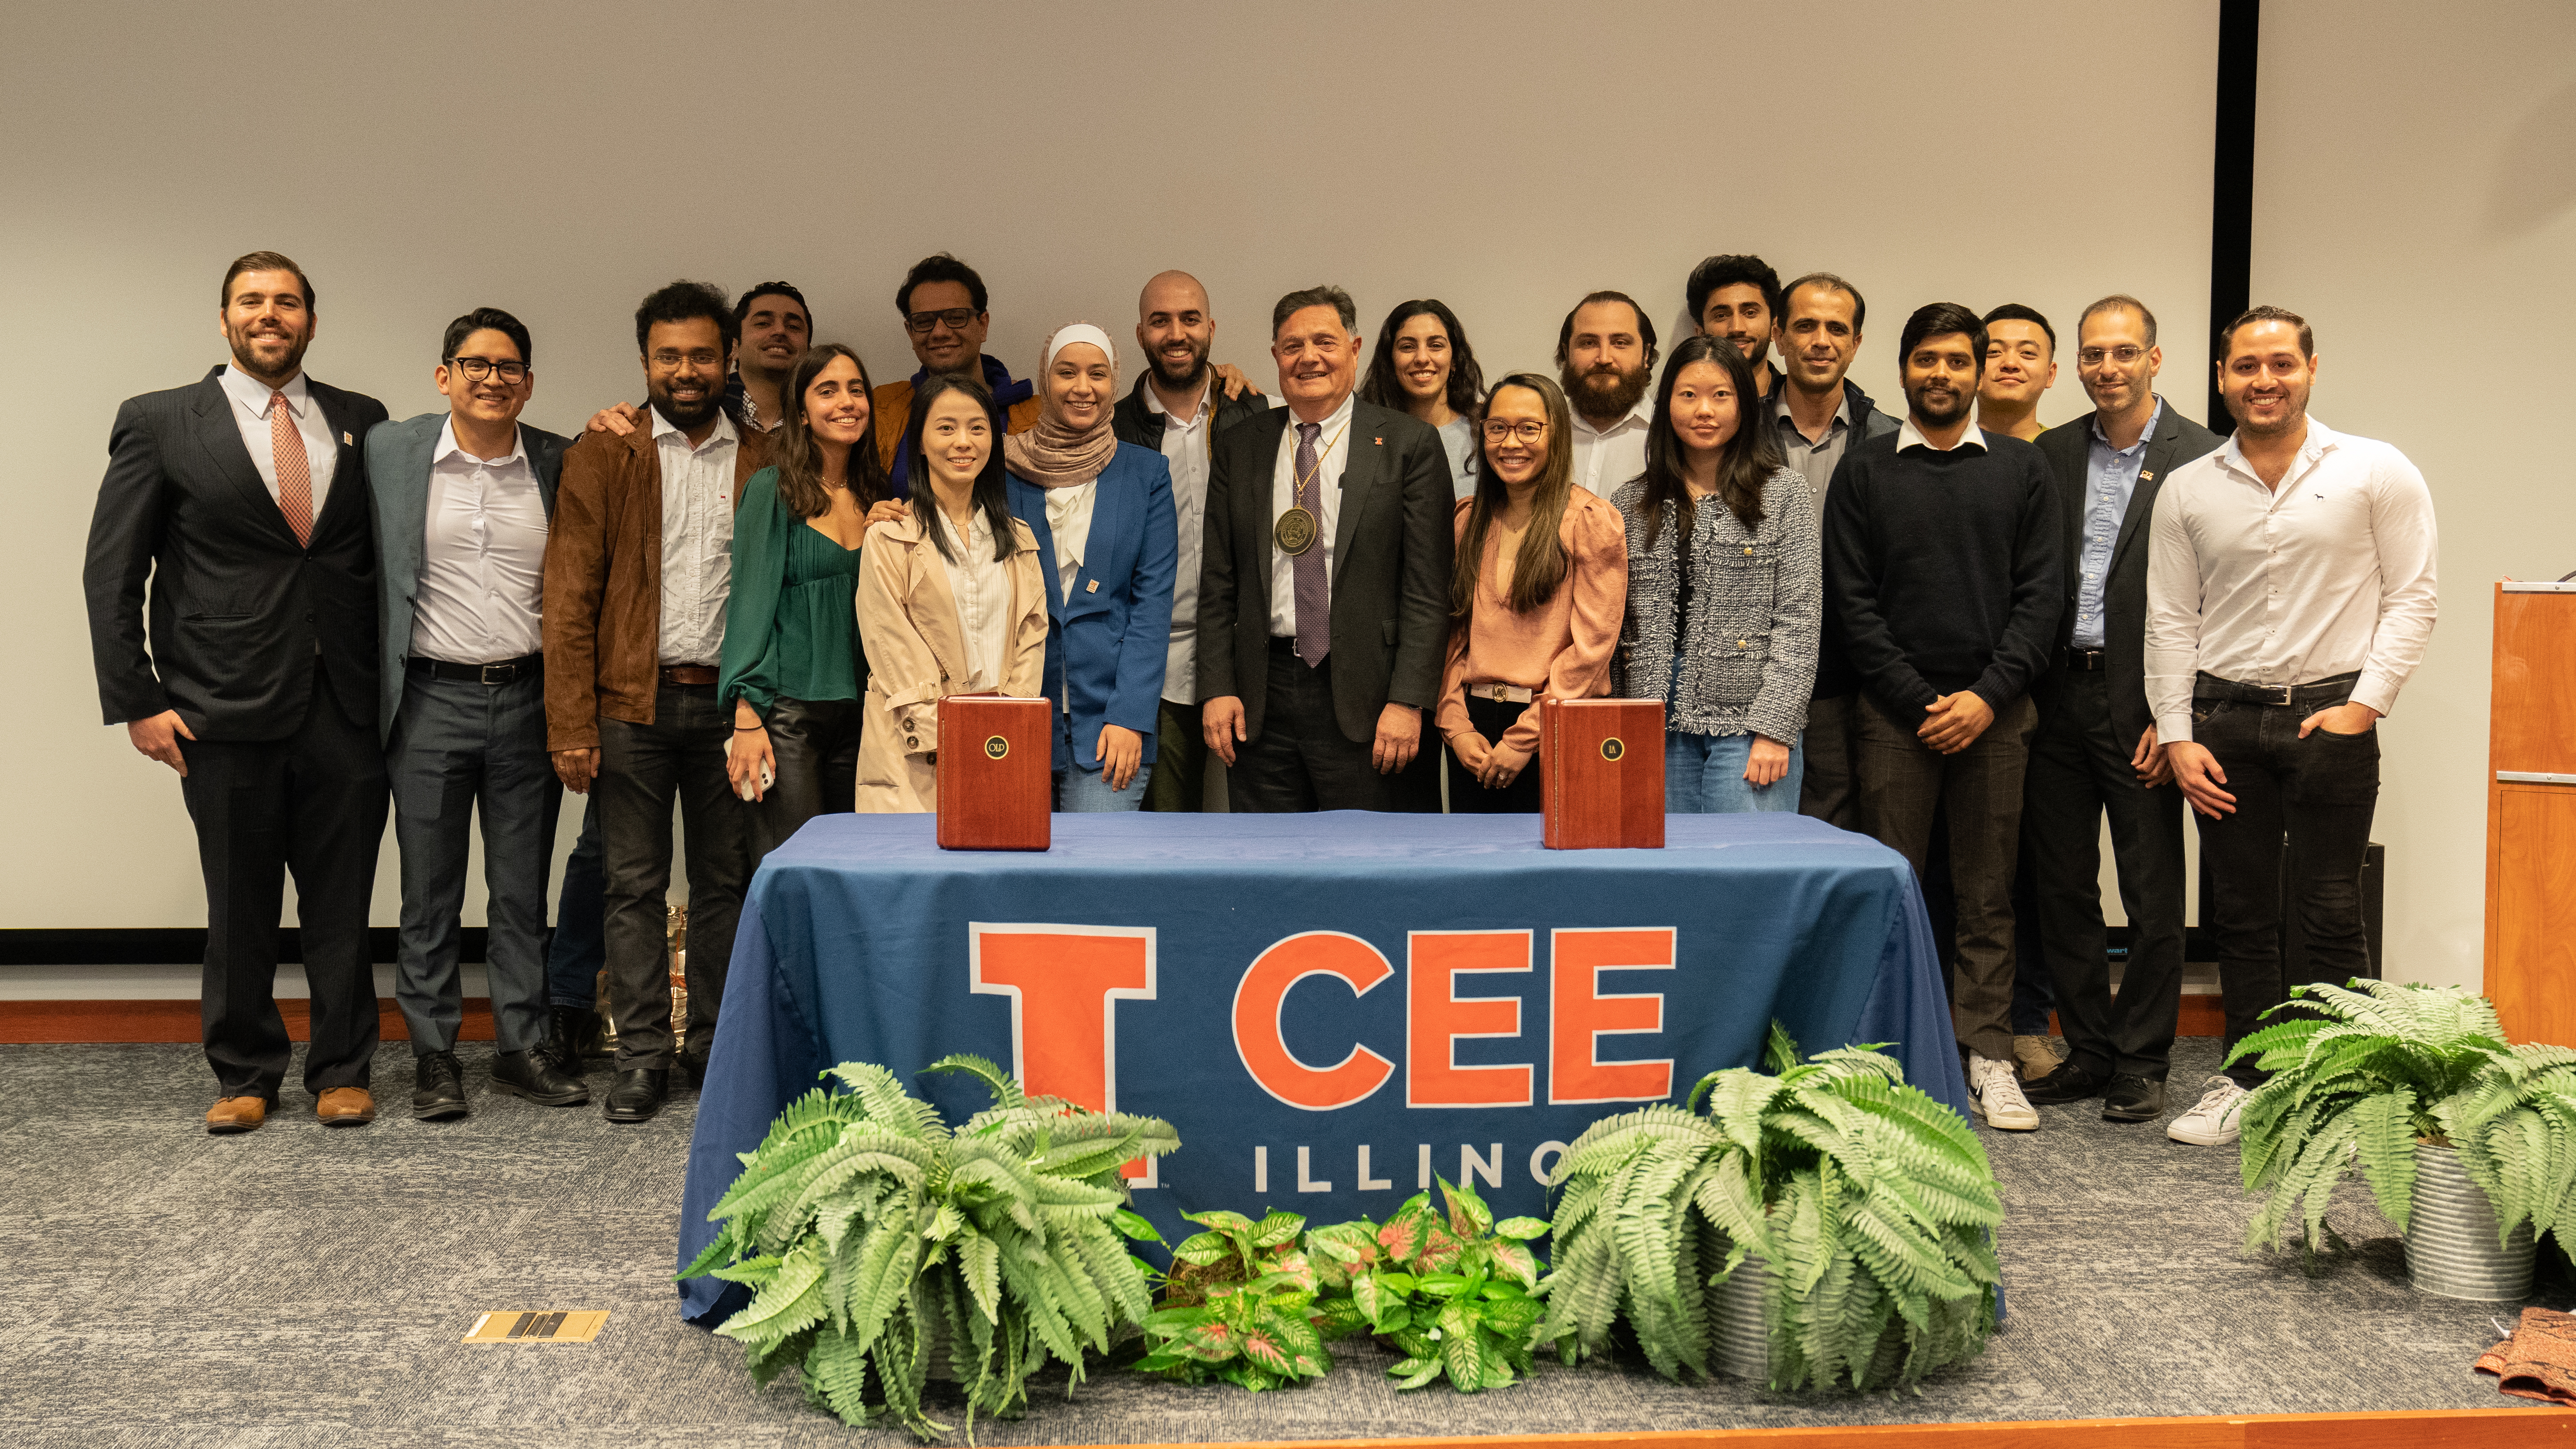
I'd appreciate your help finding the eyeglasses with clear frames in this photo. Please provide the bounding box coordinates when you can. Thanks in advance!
[2077,345,2148,367]
[446,356,530,384]
[1481,420,1547,443]
[906,307,979,335]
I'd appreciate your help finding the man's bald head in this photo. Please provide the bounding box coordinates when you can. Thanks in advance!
[1137,270,1217,392]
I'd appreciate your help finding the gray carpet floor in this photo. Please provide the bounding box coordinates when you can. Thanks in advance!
[1,1037,2556,1447]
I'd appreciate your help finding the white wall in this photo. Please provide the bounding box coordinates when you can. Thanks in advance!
[2250,1,2576,988]
[0,0,2217,933]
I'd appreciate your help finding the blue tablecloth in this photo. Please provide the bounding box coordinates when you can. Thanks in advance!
[678,811,1965,1324]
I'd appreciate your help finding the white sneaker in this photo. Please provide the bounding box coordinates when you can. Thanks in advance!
[2166,1074,2249,1146]
[1967,1053,2039,1131]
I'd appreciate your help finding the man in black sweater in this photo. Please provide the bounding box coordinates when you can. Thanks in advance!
[1822,302,2063,1133]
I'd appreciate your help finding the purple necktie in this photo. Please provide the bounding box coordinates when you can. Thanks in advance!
[1293,422,1329,665]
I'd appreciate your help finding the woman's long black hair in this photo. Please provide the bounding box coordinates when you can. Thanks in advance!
[1358,299,1485,419]
[1635,332,1786,551]
[902,371,1018,562]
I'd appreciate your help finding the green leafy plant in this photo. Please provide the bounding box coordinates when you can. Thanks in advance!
[2232,980,2513,1253]
[1542,1024,2000,1392]
[1132,1209,1329,1391]
[1307,1177,1550,1391]
[680,1054,1179,1440]
[2435,1041,2576,1256]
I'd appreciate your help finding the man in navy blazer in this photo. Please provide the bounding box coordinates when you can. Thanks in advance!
[83,252,391,1133]
[366,308,587,1120]
[1006,441,1179,808]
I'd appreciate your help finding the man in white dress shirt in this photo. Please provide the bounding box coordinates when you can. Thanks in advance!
[367,309,587,1121]
[1557,291,1658,500]
[2145,304,2438,1147]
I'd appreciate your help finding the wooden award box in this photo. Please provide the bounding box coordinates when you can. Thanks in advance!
[1540,697,1665,849]
[936,695,1052,850]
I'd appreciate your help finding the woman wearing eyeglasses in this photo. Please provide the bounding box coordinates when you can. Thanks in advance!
[719,344,909,856]
[1611,334,1819,813]
[1433,373,1628,812]
[852,372,1049,813]
[1357,299,1487,500]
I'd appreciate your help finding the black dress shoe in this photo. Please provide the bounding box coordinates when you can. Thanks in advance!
[604,1068,668,1123]
[2102,1074,2168,1123]
[2022,1060,2111,1106]
[492,1048,592,1107]
[412,1050,469,1121]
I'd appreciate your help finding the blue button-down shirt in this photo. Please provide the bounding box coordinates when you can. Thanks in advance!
[2071,400,2162,648]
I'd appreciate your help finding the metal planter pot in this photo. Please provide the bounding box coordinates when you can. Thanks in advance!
[1709,1253,1902,1386]
[2406,1140,2535,1301]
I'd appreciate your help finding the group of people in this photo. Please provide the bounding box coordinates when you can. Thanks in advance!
[85,249,2436,1156]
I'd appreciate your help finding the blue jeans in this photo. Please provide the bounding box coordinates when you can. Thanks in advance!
[1055,764,1150,811]
[1667,732,1804,814]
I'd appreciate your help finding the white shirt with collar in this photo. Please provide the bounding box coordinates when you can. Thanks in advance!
[218,365,339,515]
[412,418,546,665]
[2143,416,2438,743]
[1570,393,1654,498]
[1268,390,1357,637]
[1145,376,1269,705]
[651,406,740,666]
[1894,416,1991,455]
[935,506,1011,692]
[1045,481,1098,602]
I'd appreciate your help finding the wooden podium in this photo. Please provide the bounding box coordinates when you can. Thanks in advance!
[2485,581,2576,1044]
[936,696,1052,851]
[1540,698,1665,849]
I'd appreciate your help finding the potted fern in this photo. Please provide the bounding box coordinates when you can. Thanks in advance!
[2231,980,2534,1298]
[681,1055,1180,1440]
[2429,1041,2576,1297]
[1542,1024,2000,1391]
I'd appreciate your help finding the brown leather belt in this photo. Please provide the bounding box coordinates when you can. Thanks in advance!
[660,664,719,686]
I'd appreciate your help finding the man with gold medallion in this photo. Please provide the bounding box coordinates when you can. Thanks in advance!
[1196,286,1454,811]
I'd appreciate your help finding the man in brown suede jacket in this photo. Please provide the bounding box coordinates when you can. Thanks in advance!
[544,280,770,1123]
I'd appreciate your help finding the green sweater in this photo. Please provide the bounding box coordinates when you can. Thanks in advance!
[719,467,867,714]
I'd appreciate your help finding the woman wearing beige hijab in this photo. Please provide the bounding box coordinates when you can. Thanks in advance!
[852,372,1048,812]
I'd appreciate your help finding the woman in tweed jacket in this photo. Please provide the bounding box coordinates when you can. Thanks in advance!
[1610,335,1820,812]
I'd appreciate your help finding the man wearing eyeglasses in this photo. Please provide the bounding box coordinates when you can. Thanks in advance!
[545,281,771,1124]
[2018,295,2219,1126]
[366,308,586,1121]
[869,253,1044,491]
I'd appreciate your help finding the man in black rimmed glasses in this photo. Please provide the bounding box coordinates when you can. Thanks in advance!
[869,253,1043,492]
[365,307,586,1121]
[2018,295,2221,1127]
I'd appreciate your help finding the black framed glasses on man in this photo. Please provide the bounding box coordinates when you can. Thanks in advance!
[447,355,531,384]
[904,307,980,336]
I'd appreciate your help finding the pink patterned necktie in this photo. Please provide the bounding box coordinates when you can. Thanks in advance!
[1292,422,1329,665]
[270,390,313,546]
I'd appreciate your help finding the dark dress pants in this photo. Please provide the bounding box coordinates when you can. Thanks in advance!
[387,669,560,1056]
[1797,691,1862,830]
[2021,669,2187,1080]
[749,695,863,860]
[1231,641,1398,813]
[1854,691,2038,1064]
[1445,694,1545,813]
[2190,684,2380,1086]
[545,797,604,1009]
[1143,698,1209,812]
[595,683,749,1070]
[175,668,388,1099]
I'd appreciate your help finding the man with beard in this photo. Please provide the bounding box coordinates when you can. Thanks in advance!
[1977,303,2059,442]
[1198,286,1452,812]
[2146,306,2437,1149]
[2016,295,2220,1126]
[1823,301,2061,1133]
[726,282,810,433]
[1684,254,1785,398]
[544,281,772,1124]
[1770,272,1899,831]
[1112,270,1273,811]
[85,252,391,1132]
[1558,291,1657,497]
[870,253,1043,490]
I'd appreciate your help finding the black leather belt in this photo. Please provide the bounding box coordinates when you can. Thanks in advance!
[2061,648,2108,672]
[410,653,541,685]
[2192,669,2360,709]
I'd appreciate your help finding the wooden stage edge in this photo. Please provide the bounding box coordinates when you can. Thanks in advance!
[1140,1408,2571,1449]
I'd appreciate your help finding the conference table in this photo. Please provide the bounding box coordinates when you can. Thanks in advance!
[677,811,1965,1324]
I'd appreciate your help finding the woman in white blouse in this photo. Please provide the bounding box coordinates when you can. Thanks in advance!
[852,373,1048,812]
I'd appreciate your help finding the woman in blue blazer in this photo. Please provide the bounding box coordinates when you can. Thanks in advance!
[1003,324,1178,810]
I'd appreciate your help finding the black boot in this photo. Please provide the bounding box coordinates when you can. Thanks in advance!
[604,1068,668,1124]
[541,1004,606,1072]
[492,1048,591,1107]
[411,1050,469,1122]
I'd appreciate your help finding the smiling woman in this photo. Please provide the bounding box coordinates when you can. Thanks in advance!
[1360,299,1487,500]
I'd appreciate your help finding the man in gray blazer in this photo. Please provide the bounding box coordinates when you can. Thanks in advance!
[2020,295,2222,1123]
[367,307,585,1120]
[1198,285,1453,811]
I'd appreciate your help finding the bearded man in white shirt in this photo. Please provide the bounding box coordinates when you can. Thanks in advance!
[2143,304,2438,1148]
[1558,291,1658,499]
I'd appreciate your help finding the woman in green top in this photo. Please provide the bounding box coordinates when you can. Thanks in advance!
[722,343,907,858]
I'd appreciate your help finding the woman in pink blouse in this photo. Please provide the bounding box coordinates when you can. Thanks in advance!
[1435,373,1628,812]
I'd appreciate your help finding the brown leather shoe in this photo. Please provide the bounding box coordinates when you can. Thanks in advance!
[205,1096,268,1134]
[315,1087,377,1126]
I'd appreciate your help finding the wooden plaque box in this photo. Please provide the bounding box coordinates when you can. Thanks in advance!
[936,696,1052,851]
[1540,698,1665,849]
